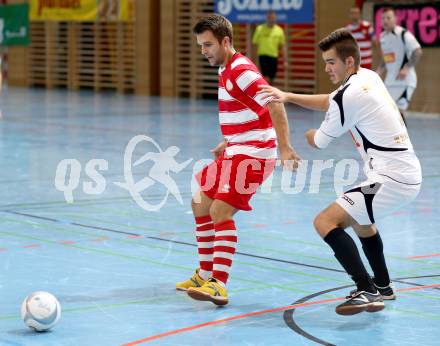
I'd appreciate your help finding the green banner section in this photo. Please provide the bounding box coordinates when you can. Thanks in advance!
[0,4,29,46]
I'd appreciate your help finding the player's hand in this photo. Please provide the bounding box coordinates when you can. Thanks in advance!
[211,140,227,159]
[257,85,289,103]
[305,129,322,149]
[280,145,301,171]
[305,129,316,148]
[397,66,408,80]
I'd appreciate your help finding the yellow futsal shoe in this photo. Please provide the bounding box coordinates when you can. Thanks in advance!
[187,278,228,306]
[176,269,207,291]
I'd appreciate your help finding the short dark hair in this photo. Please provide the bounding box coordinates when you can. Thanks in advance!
[193,14,233,44]
[318,29,360,67]
[382,6,395,14]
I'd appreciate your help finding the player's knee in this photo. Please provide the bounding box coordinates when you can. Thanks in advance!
[209,204,222,223]
[191,198,200,215]
[354,224,377,238]
[209,203,232,224]
[313,213,335,237]
[313,214,324,233]
[191,194,209,216]
[191,198,198,211]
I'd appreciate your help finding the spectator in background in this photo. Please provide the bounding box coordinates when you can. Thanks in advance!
[377,7,422,121]
[252,11,287,84]
[345,7,376,70]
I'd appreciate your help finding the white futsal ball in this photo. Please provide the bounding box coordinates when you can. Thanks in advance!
[21,291,61,332]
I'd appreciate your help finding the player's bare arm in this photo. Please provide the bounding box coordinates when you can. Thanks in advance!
[407,47,422,67]
[266,101,301,170]
[397,48,422,80]
[281,44,288,68]
[376,60,386,79]
[258,85,330,111]
[375,45,387,79]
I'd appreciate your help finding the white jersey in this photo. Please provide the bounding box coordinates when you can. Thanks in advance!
[314,68,422,186]
[380,26,421,88]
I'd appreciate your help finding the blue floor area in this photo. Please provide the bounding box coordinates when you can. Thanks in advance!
[0,87,439,345]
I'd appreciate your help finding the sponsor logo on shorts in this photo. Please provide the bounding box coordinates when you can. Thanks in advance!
[342,195,355,205]
[221,184,230,193]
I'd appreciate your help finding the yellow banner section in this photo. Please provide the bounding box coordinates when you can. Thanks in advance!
[118,0,134,21]
[29,0,97,21]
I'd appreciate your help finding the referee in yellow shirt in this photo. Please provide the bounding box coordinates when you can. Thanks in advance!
[252,11,287,84]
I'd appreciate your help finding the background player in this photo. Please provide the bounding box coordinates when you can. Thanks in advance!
[252,10,287,84]
[345,6,376,70]
[377,7,422,121]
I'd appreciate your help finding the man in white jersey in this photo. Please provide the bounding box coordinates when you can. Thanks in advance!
[377,7,422,120]
[259,29,422,315]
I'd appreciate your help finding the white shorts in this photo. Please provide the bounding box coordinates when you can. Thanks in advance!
[336,178,421,225]
[387,86,415,111]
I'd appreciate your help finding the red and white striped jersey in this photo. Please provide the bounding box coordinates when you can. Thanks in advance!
[218,53,277,160]
[346,21,374,69]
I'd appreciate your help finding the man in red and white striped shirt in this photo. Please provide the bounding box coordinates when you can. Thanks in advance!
[176,14,301,306]
[346,7,376,70]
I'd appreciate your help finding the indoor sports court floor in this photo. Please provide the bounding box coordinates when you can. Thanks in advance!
[0,87,439,346]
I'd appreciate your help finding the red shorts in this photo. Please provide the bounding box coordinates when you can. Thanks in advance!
[195,154,275,211]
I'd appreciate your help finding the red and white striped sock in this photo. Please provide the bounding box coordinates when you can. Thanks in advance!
[195,215,215,280]
[213,220,237,285]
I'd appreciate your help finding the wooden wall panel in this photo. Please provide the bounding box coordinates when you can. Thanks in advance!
[407,48,440,113]
[134,0,159,95]
[7,47,28,86]
[173,0,218,98]
[5,0,28,86]
[160,0,176,97]
[25,21,136,92]
[8,0,139,93]
[315,0,355,94]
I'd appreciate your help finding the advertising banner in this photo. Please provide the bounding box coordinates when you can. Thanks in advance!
[374,3,440,47]
[215,0,314,24]
[29,0,97,21]
[0,3,29,46]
